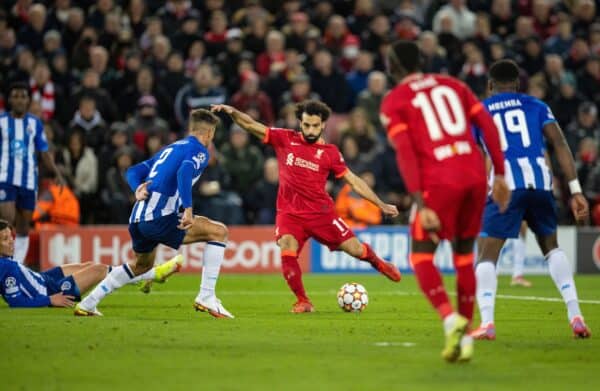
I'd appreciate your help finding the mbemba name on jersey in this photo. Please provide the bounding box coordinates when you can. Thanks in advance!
[0,112,49,190]
[126,136,209,223]
[476,92,556,192]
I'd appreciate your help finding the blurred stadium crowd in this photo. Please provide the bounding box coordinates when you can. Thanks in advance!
[1,0,599,226]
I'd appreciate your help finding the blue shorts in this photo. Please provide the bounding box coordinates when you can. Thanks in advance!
[42,267,82,300]
[0,183,36,210]
[129,214,186,253]
[481,189,557,239]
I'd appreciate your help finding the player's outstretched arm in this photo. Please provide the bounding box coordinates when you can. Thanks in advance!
[211,104,268,140]
[544,122,589,223]
[342,170,399,217]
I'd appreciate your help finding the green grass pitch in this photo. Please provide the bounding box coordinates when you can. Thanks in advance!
[1,274,599,391]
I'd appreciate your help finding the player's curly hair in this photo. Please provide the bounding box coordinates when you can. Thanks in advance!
[390,40,423,74]
[189,108,220,126]
[7,81,30,96]
[489,59,520,84]
[295,100,331,121]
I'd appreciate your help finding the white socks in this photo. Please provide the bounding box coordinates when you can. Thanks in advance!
[80,264,135,310]
[475,261,497,325]
[547,248,582,321]
[512,237,526,278]
[197,242,226,301]
[14,235,29,264]
[130,268,156,283]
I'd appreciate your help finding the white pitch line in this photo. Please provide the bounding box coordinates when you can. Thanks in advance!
[116,290,600,304]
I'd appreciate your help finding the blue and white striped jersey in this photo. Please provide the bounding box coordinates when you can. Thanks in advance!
[476,92,555,191]
[0,257,51,307]
[128,136,209,223]
[0,112,49,190]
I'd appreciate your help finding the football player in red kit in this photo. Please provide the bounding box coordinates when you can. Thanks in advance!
[380,40,510,362]
[212,100,400,313]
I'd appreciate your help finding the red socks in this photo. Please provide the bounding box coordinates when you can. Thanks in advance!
[281,250,308,302]
[359,243,382,264]
[410,252,453,319]
[454,253,476,324]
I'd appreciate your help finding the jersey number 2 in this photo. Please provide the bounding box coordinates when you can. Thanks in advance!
[148,147,173,178]
[411,86,466,141]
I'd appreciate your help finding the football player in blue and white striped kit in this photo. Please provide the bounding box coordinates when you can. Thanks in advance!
[0,82,64,264]
[473,60,591,339]
[75,109,233,318]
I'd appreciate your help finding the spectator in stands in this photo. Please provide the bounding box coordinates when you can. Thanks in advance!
[118,65,171,121]
[419,31,449,74]
[8,47,35,84]
[256,30,286,77]
[433,0,476,40]
[147,34,171,76]
[102,146,136,224]
[572,0,596,37]
[541,54,570,103]
[585,159,600,225]
[507,16,535,56]
[323,14,356,56]
[160,51,189,104]
[88,0,118,31]
[42,29,62,62]
[70,69,117,124]
[310,49,352,113]
[339,134,369,174]
[435,11,463,74]
[553,72,585,128]
[171,15,202,55]
[126,0,147,39]
[566,37,591,72]
[62,7,85,56]
[217,28,253,94]
[32,173,80,229]
[97,122,131,186]
[335,170,382,229]
[346,50,373,99]
[312,1,334,32]
[183,39,205,78]
[357,71,387,135]
[157,0,200,37]
[139,16,162,53]
[565,102,600,154]
[490,0,514,38]
[71,26,98,71]
[246,157,279,224]
[29,60,58,121]
[361,14,391,53]
[283,11,316,52]
[18,3,47,53]
[230,70,274,126]
[69,95,107,153]
[193,144,244,225]
[0,28,16,75]
[576,137,598,192]
[57,130,99,224]
[545,17,574,55]
[46,0,71,31]
[459,42,487,96]
[221,124,264,195]
[280,73,320,109]
[204,10,229,58]
[244,17,268,55]
[577,56,600,103]
[128,95,170,148]
[372,139,411,223]
[339,107,380,163]
[174,63,226,127]
[144,131,166,158]
[520,36,546,77]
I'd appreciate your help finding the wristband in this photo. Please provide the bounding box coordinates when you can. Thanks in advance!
[568,179,582,195]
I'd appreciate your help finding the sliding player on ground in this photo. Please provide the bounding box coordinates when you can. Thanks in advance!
[212,100,401,313]
[381,40,510,362]
[75,109,233,318]
[473,59,591,340]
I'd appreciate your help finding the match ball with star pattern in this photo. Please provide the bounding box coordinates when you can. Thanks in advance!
[337,283,368,312]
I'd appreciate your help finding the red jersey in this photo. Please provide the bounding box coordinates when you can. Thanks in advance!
[263,128,348,215]
[380,73,504,193]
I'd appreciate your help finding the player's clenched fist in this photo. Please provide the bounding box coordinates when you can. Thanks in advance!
[570,194,589,224]
[380,203,399,218]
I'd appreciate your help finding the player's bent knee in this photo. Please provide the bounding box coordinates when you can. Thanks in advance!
[278,235,298,252]
[212,223,228,242]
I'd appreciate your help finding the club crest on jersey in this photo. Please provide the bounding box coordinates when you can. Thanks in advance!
[315,149,324,159]
[5,276,18,294]
[286,153,294,166]
[61,280,72,291]
[26,124,35,135]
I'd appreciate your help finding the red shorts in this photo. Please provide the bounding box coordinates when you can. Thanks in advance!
[411,181,487,241]
[276,212,356,251]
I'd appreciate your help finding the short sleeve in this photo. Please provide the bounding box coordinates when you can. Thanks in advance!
[263,127,289,148]
[380,92,409,140]
[460,82,485,119]
[538,101,557,127]
[34,118,49,152]
[330,146,349,178]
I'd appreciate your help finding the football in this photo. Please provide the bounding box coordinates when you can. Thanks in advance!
[337,283,369,312]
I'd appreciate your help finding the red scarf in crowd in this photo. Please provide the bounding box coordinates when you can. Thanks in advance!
[29,79,55,121]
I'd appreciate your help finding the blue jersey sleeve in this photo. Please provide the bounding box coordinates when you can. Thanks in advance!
[34,117,49,152]
[126,158,154,192]
[4,291,51,307]
[177,160,195,209]
[537,100,557,127]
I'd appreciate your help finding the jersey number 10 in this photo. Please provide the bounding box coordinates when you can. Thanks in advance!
[411,86,467,141]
